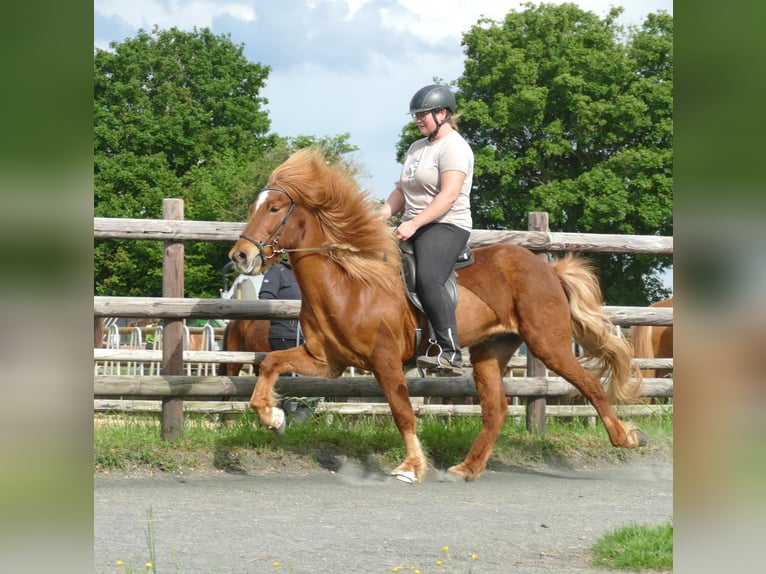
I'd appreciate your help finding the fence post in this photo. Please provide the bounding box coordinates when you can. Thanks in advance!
[526,212,548,435]
[161,199,184,440]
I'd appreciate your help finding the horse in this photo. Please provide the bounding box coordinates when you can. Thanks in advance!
[220,319,272,375]
[228,147,645,483]
[94,316,105,348]
[632,298,673,379]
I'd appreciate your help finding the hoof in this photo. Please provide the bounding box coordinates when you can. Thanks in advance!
[633,428,648,447]
[447,464,481,482]
[446,465,469,482]
[437,469,465,483]
[268,407,286,436]
[391,470,417,485]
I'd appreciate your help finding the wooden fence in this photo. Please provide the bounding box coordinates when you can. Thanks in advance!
[94,201,673,438]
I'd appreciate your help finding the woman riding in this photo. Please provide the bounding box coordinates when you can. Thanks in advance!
[379,84,474,375]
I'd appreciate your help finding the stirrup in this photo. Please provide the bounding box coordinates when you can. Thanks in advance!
[416,341,463,376]
[416,355,464,377]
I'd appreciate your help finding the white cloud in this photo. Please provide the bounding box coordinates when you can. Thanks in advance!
[377,0,671,45]
[382,0,521,43]
[342,0,373,20]
[94,0,256,30]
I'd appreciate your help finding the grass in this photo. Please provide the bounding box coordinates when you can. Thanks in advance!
[94,408,673,475]
[592,522,673,571]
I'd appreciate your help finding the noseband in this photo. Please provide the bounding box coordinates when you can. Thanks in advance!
[238,186,296,266]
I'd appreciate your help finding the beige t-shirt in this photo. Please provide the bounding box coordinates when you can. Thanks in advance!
[399,130,474,231]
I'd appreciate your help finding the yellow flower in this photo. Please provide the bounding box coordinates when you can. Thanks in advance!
[436,559,443,565]
[392,568,399,573]
[116,560,124,566]
[145,562,153,569]
[471,553,478,560]
[273,561,280,567]
[442,546,449,552]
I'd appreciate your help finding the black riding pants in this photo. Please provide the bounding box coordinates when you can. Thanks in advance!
[411,222,470,350]
[269,337,303,351]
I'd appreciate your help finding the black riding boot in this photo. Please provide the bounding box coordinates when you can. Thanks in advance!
[417,324,463,376]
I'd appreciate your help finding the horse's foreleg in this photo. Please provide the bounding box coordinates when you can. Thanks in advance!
[448,344,512,482]
[249,365,284,434]
[372,363,426,484]
[250,346,338,434]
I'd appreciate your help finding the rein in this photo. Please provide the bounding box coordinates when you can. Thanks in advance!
[237,186,350,263]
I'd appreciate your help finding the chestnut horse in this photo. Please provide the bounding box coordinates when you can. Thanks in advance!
[94,316,105,348]
[220,319,271,375]
[228,148,645,483]
[632,298,673,379]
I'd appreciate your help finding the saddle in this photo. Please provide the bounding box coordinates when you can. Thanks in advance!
[399,240,474,315]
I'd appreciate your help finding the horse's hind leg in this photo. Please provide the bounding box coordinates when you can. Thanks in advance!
[448,336,518,482]
[523,322,645,449]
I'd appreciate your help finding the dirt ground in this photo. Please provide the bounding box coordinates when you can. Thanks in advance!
[95,454,672,574]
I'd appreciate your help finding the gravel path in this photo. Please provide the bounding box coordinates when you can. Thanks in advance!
[94,459,672,573]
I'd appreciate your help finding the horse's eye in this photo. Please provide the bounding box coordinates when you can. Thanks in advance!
[269,206,280,213]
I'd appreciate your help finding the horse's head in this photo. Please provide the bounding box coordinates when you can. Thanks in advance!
[230,147,402,294]
[228,186,297,275]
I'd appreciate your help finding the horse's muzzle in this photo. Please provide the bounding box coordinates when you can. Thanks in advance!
[229,247,262,276]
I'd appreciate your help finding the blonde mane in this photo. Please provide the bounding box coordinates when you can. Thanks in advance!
[269,147,403,297]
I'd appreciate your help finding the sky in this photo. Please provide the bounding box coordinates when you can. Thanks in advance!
[94,0,673,200]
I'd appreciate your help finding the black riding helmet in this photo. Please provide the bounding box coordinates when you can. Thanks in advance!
[409,84,456,114]
[409,84,456,141]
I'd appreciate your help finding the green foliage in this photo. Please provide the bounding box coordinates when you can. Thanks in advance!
[592,522,673,570]
[93,26,364,297]
[450,3,672,304]
[94,26,278,297]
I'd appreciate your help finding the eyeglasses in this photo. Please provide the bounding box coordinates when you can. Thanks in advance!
[411,110,433,121]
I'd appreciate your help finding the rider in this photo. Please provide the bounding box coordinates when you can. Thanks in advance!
[379,84,474,375]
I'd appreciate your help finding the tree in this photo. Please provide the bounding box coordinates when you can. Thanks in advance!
[409,3,672,305]
[94,27,277,297]
[94,28,368,298]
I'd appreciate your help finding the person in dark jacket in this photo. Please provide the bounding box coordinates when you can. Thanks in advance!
[258,259,304,351]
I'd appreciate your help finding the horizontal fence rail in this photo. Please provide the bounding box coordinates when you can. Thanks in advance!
[94,217,673,254]
[94,348,673,371]
[94,399,672,418]
[94,375,673,399]
[93,296,673,327]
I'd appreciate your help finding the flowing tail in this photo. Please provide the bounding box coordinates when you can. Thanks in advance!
[551,255,641,404]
